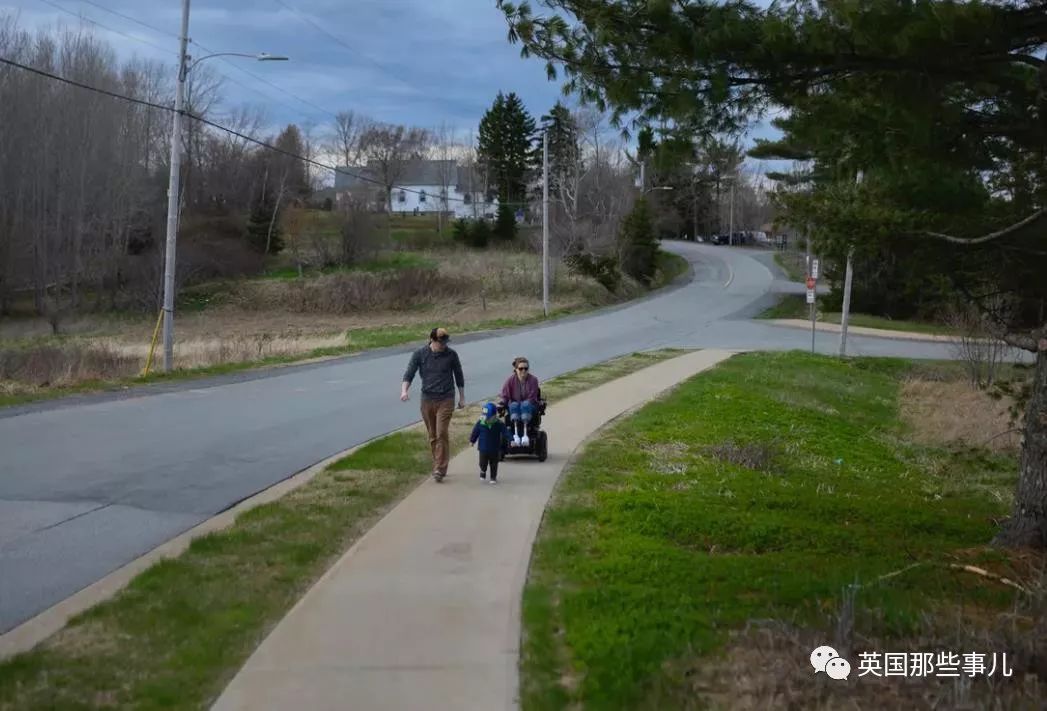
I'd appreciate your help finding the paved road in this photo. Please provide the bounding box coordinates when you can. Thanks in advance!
[0,242,957,633]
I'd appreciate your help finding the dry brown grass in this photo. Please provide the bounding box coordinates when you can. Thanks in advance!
[900,378,1021,453]
[0,248,628,396]
[664,620,1044,710]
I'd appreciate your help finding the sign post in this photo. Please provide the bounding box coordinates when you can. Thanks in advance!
[807,273,817,353]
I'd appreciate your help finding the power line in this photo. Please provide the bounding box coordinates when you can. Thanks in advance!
[35,0,176,57]
[192,40,341,121]
[76,0,174,38]
[66,0,340,121]
[0,55,528,206]
[0,54,174,109]
[272,0,426,97]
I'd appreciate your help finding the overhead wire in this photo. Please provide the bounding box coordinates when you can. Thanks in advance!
[0,55,526,206]
[272,0,425,97]
[42,0,341,121]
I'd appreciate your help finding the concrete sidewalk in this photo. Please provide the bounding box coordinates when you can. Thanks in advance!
[212,349,735,711]
[769,318,957,343]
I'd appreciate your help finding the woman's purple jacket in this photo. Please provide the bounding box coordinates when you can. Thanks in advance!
[500,373,540,405]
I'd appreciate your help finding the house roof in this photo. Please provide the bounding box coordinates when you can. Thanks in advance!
[334,160,485,193]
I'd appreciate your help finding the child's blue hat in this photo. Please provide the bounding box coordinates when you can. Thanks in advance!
[482,402,497,418]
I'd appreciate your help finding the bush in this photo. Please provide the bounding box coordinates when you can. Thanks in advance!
[494,203,517,242]
[564,251,622,293]
[452,218,470,244]
[468,220,491,249]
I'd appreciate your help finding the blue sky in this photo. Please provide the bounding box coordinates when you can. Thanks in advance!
[6,0,782,166]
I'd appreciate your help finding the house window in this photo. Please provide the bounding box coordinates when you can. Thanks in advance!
[398,190,407,203]
[463,193,472,205]
[419,190,427,203]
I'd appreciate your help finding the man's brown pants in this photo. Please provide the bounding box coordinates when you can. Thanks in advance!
[420,398,455,475]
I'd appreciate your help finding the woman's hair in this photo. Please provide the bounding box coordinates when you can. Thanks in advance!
[512,356,529,369]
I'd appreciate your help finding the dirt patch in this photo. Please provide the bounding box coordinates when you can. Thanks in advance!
[705,440,778,472]
[667,610,1046,710]
[900,378,1020,453]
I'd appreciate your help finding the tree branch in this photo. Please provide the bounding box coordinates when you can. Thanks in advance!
[920,208,1047,245]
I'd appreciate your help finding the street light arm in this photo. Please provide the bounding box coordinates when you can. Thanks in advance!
[185,52,288,75]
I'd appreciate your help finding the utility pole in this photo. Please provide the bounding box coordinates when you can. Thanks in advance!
[838,170,862,357]
[161,0,191,372]
[542,131,549,317]
[838,247,855,357]
[639,160,645,192]
[728,179,735,246]
[806,231,815,354]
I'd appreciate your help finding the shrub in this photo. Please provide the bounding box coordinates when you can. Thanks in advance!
[564,251,621,293]
[452,218,470,244]
[468,220,491,249]
[494,203,517,242]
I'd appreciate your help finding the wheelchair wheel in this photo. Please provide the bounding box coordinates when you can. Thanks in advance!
[536,431,548,462]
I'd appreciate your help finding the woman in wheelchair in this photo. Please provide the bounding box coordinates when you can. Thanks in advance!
[499,356,540,447]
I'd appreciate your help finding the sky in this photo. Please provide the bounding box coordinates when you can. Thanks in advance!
[4,0,783,172]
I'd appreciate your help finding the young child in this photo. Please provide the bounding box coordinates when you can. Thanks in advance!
[469,402,508,484]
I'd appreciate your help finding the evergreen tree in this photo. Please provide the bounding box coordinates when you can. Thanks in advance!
[478,92,538,206]
[494,203,517,242]
[540,102,579,197]
[619,198,659,286]
[273,124,311,199]
[468,219,491,249]
[246,185,284,255]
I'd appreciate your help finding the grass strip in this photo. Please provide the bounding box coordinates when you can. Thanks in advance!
[0,348,688,711]
[520,351,1019,710]
[757,294,956,336]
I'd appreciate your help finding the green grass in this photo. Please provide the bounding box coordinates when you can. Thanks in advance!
[0,348,686,711]
[757,294,956,335]
[520,351,1018,710]
[653,250,689,288]
[774,251,808,282]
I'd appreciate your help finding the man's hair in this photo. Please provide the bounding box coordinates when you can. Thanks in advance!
[430,327,450,343]
[512,356,529,368]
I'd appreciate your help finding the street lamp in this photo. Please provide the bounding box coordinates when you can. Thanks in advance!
[185,52,288,75]
[643,186,674,195]
[160,0,288,372]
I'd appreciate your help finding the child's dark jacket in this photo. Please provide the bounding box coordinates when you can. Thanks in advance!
[470,418,508,455]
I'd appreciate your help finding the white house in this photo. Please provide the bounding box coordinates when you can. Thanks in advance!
[333,159,498,219]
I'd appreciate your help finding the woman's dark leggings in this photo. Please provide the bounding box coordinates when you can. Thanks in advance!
[479,452,499,480]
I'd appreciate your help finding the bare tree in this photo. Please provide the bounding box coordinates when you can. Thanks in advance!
[430,123,458,233]
[328,110,370,168]
[359,122,430,234]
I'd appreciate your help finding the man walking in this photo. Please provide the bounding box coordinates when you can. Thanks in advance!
[401,327,466,482]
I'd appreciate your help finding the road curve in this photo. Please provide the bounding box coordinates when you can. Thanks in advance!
[0,242,956,633]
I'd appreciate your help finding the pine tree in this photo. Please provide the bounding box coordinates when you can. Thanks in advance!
[619,198,659,285]
[494,203,517,242]
[540,102,579,196]
[478,92,537,206]
[246,185,284,255]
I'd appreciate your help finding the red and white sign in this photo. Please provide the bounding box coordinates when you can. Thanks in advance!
[806,276,816,290]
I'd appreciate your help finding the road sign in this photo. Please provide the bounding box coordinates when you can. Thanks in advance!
[806,288,815,304]
[805,276,816,290]
[811,259,820,279]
